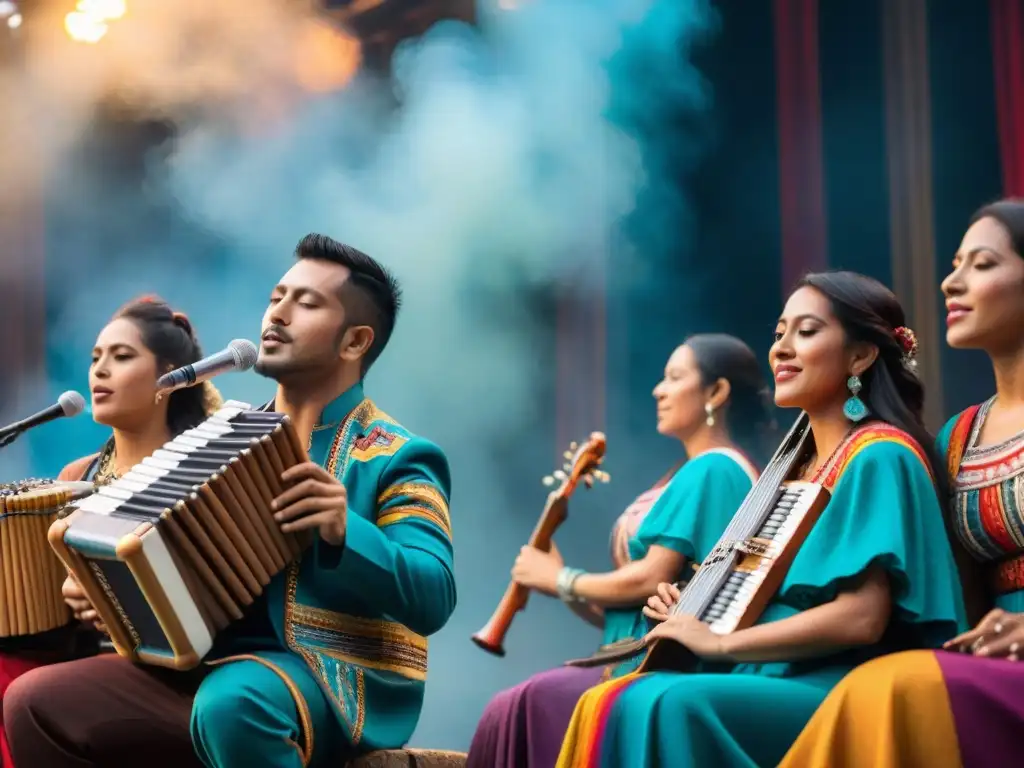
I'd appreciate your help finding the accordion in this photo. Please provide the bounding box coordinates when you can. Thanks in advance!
[0,479,92,638]
[49,402,311,670]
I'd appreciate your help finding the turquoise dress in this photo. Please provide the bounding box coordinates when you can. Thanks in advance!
[465,449,758,768]
[189,383,455,768]
[774,402,1024,768]
[555,422,966,768]
[602,449,758,673]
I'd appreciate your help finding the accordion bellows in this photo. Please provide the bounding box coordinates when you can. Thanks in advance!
[0,479,90,637]
[49,401,312,670]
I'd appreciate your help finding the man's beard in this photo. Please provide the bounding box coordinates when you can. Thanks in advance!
[254,349,335,383]
[254,355,311,381]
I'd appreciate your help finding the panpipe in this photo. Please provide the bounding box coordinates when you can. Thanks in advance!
[567,413,830,673]
[0,479,92,637]
[49,401,311,670]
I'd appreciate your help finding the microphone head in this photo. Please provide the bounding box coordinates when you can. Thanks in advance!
[58,390,87,417]
[228,339,259,371]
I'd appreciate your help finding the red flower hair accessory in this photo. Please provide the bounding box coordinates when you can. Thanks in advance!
[893,326,918,366]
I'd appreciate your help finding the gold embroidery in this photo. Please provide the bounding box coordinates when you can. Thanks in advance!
[350,424,409,463]
[292,605,426,645]
[285,400,369,746]
[351,438,407,462]
[291,605,428,682]
[378,481,448,509]
[359,402,396,428]
[377,483,450,536]
[309,649,363,746]
[377,505,452,538]
[282,398,435,747]
[353,667,365,743]
[321,649,427,682]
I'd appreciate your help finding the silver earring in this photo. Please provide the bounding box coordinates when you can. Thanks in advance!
[705,402,715,427]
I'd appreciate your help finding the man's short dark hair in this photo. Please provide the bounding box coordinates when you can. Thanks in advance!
[295,233,402,374]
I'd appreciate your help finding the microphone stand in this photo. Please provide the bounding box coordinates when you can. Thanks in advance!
[0,428,23,450]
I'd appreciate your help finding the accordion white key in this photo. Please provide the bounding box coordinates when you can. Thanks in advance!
[49,401,312,669]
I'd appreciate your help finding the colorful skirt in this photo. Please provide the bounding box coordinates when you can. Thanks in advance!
[555,669,834,768]
[779,649,1024,767]
[466,665,606,768]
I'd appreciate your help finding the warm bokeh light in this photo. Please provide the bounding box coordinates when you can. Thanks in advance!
[293,20,362,93]
[64,10,108,44]
[65,0,126,43]
[78,0,125,20]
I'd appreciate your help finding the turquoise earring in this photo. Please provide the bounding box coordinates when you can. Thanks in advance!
[843,375,868,422]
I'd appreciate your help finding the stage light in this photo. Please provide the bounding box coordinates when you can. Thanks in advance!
[64,0,126,44]
[78,0,125,21]
[65,10,108,43]
[0,1,19,34]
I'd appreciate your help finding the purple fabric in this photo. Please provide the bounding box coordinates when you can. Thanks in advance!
[466,665,605,768]
[935,650,1024,767]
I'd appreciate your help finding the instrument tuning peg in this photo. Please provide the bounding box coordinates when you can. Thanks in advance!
[569,441,578,450]
[583,476,594,488]
[563,463,572,472]
[595,470,610,483]
[563,450,573,460]
[553,469,567,481]
[542,475,555,486]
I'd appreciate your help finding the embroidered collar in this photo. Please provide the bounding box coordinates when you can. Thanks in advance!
[260,382,365,431]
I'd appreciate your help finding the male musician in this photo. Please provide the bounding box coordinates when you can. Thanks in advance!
[4,234,456,768]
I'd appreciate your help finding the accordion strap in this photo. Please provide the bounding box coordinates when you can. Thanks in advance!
[206,654,314,767]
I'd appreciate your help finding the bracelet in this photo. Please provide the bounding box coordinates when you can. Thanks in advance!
[556,567,586,603]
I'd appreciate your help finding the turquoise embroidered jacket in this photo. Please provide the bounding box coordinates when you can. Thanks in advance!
[229,382,455,752]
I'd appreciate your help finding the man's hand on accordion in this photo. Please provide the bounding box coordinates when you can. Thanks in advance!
[62,573,108,634]
[272,461,348,546]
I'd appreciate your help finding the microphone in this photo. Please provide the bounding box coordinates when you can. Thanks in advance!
[156,339,259,393]
[0,391,87,441]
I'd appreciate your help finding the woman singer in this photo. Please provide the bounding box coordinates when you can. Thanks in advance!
[0,296,220,767]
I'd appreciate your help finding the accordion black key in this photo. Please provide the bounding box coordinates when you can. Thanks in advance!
[49,401,312,670]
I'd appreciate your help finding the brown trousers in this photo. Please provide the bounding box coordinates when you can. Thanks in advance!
[3,654,207,767]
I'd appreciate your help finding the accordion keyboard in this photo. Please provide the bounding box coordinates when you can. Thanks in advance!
[702,481,828,636]
[49,401,310,669]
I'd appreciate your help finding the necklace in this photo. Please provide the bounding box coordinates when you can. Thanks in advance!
[94,441,120,486]
[799,423,859,482]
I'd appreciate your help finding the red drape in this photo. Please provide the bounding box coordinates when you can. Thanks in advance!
[990,0,1024,196]
[774,0,827,295]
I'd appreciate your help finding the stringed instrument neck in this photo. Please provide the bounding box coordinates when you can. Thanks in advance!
[527,493,567,552]
[565,413,826,673]
[471,433,608,657]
